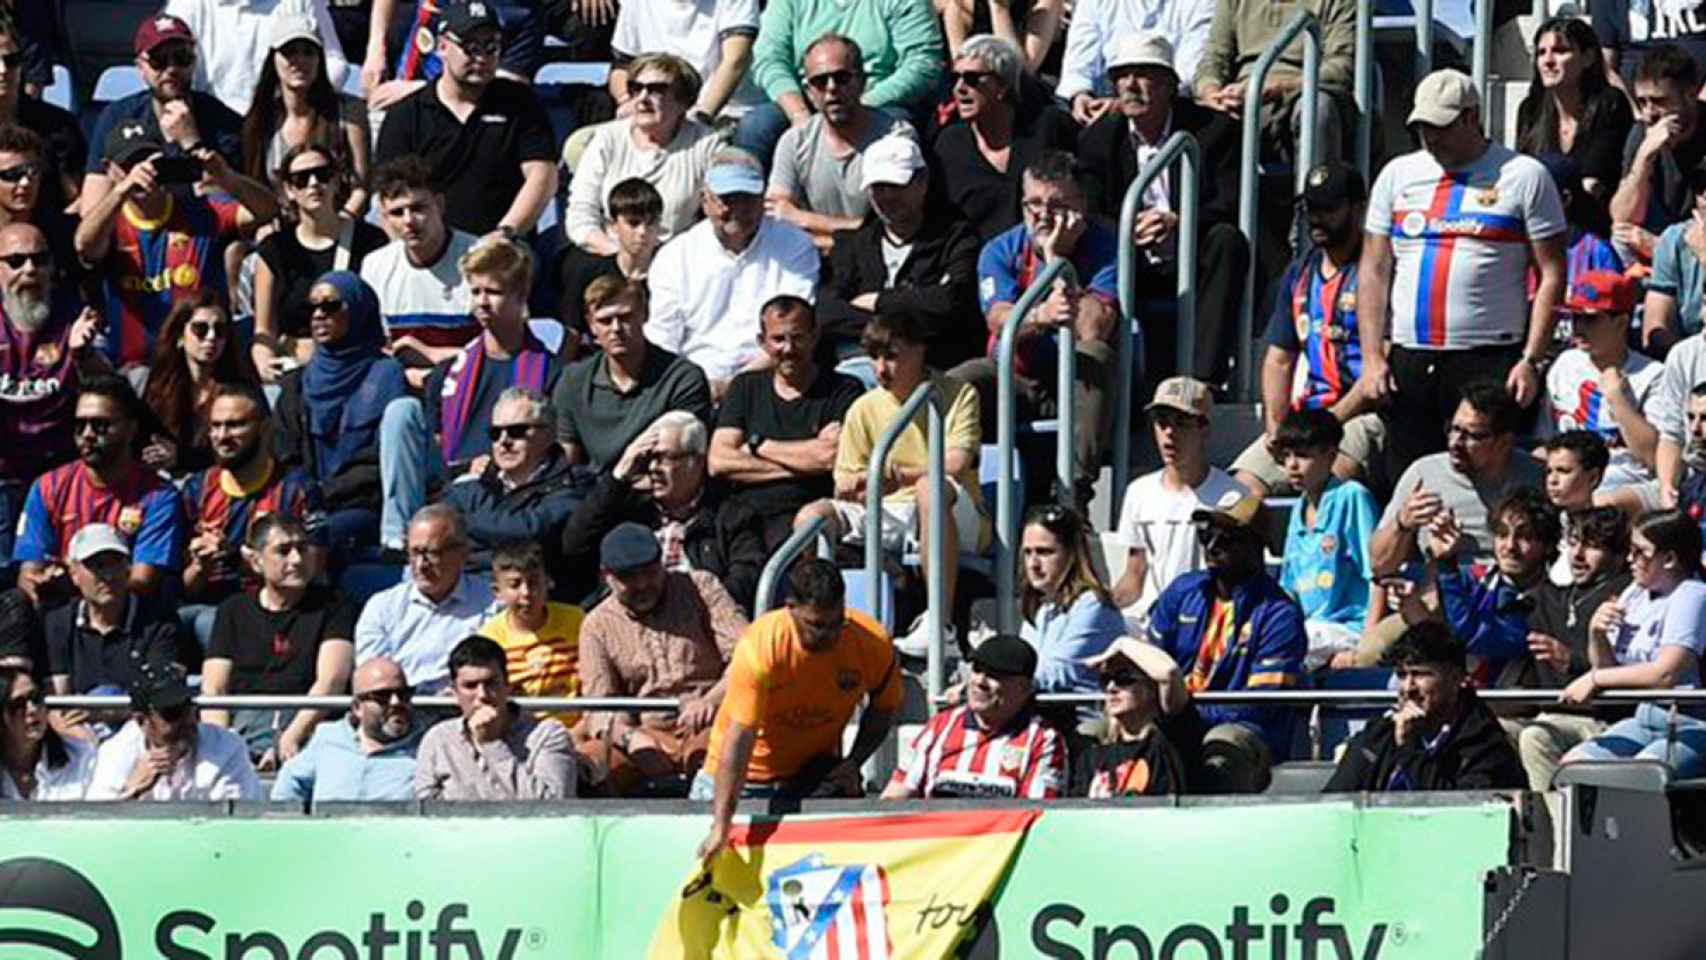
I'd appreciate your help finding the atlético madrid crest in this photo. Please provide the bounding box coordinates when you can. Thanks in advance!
[767,854,892,959]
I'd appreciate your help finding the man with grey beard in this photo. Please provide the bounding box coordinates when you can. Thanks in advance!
[270,656,423,802]
[0,222,103,569]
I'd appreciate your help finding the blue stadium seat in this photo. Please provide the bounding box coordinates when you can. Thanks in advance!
[338,563,406,606]
[91,65,145,105]
[45,64,74,112]
[901,444,1017,579]
[841,568,894,634]
[528,318,566,354]
[835,355,878,392]
[533,62,612,87]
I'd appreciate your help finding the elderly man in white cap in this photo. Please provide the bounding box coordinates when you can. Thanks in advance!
[647,147,820,401]
[1076,31,1247,392]
[816,134,983,367]
[1057,0,1217,126]
[43,524,186,707]
[1355,68,1567,482]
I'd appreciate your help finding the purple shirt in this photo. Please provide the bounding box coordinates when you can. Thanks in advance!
[0,301,79,484]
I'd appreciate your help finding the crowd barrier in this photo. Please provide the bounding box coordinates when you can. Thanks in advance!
[0,795,1516,959]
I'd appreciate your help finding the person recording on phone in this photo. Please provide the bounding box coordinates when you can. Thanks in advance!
[73,122,277,372]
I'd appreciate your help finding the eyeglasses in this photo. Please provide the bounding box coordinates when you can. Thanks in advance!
[73,416,118,435]
[3,689,43,713]
[1446,423,1495,443]
[188,320,229,340]
[147,46,196,71]
[629,80,673,98]
[1630,543,1659,565]
[449,34,502,57]
[308,297,344,316]
[1021,198,1078,217]
[408,544,465,563]
[488,423,542,442]
[0,163,40,185]
[0,53,22,71]
[0,250,49,269]
[356,686,413,706]
[952,70,994,87]
[286,165,334,189]
[1101,669,1142,688]
[805,69,860,90]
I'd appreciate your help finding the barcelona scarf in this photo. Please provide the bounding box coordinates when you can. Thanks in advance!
[438,331,551,466]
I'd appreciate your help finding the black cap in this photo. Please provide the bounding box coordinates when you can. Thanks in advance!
[600,522,661,573]
[104,120,163,167]
[440,1,502,38]
[968,634,1039,678]
[1301,161,1366,211]
[128,663,192,714]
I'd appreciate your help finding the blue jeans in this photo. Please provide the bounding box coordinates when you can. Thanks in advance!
[378,397,445,551]
[0,479,23,575]
[731,103,790,174]
[178,603,221,653]
[688,770,786,801]
[1570,702,1706,777]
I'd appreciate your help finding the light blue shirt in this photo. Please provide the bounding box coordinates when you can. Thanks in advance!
[270,719,423,803]
[1281,478,1378,629]
[1649,223,1704,339]
[1021,591,1123,721]
[354,574,497,693]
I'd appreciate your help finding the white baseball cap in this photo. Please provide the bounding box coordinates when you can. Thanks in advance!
[859,135,926,191]
[268,10,322,51]
[67,524,130,563]
[1407,69,1479,127]
[1106,32,1175,74]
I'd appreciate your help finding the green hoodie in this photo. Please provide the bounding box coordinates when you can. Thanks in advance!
[750,0,945,110]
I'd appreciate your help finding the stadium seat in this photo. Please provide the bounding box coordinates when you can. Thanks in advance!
[1267,761,1337,795]
[533,62,612,87]
[44,64,74,112]
[91,65,145,106]
[901,444,1018,579]
[834,355,878,392]
[1553,759,1672,794]
[337,562,407,606]
[528,317,566,354]
[841,567,894,634]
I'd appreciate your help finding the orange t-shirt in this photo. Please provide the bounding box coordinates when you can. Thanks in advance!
[701,608,902,784]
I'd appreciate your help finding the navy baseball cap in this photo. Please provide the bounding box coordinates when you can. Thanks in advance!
[600,522,661,573]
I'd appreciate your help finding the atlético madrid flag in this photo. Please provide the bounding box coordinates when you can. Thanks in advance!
[649,809,1040,959]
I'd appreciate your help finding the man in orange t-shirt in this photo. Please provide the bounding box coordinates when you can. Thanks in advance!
[694,558,900,862]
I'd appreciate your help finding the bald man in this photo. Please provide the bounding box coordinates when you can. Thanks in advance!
[0,222,104,573]
[270,656,424,803]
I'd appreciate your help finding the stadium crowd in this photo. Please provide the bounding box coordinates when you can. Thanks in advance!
[2,0,1706,808]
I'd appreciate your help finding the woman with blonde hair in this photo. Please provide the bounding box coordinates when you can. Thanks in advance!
[1073,637,1188,796]
[1018,504,1125,724]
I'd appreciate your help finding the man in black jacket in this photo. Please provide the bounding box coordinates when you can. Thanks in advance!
[559,411,765,614]
[1325,621,1525,793]
[816,135,983,369]
[441,387,582,575]
[1074,33,1248,390]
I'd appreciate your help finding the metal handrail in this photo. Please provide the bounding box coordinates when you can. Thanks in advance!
[1470,0,1493,135]
[1237,9,1321,401]
[1417,0,1435,77]
[995,258,1081,634]
[1114,131,1200,527]
[1354,0,1374,176]
[754,515,831,616]
[865,380,949,704]
[44,695,679,711]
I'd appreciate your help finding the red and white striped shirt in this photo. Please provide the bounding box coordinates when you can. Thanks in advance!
[890,706,1066,799]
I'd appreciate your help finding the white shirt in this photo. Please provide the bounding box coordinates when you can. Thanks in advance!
[1115,466,1246,623]
[359,230,479,347]
[1650,332,1706,451]
[1056,0,1217,99]
[646,217,820,382]
[1611,579,1706,687]
[0,736,98,800]
[563,117,723,247]
[87,721,262,801]
[611,0,764,116]
[161,0,350,115]
[1540,347,1663,487]
[354,574,498,693]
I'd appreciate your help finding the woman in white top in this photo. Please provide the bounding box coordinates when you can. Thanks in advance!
[0,668,96,801]
[565,53,723,253]
[1562,510,1706,778]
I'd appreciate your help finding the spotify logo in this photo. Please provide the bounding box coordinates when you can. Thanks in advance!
[0,857,122,960]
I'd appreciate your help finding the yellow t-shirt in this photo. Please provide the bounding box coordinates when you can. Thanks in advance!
[702,608,902,784]
[834,375,984,512]
[479,603,585,729]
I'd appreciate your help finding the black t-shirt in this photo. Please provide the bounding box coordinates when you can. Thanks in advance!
[206,587,359,695]
[257,220,388,338]
[715,368,863,518]
[44,599,182,694]
[1619,117,1706,232]
[1070,730,1185,797]
[930,107,1078,242]
[373,78,556,236]
[1594,0,1706,86]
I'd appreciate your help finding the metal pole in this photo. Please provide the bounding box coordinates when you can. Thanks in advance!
[926,392,946,708]
[1238,10,1322,401]
[1471,0,1493,136]
[995,258,1078,635]
[755,515,829,616]
[1354,0,1374,177]
[1056,323,1077,506]
[866,381,937,629]
[1417,0,1435,78]
[1114,131,1200,527]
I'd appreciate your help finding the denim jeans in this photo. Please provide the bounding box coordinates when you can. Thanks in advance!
[378,397,445,550]
[178,603,221,653]
[0,479,23,570]
[1569,702,1706,778]
[730,103,791,174]
[688,770,785,801]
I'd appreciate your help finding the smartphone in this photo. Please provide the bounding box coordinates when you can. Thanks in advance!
[152,155,204,186]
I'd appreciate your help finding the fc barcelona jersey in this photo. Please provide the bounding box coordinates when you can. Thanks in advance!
[14,460,185,569]
[101,193,242,368]
[181,461,323,596]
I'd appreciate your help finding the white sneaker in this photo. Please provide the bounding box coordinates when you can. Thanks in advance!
[895,613,956,659]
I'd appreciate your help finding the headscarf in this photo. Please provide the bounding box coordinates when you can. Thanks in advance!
[299,271,405,477]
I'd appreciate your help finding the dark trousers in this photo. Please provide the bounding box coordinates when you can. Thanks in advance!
[1383,343,1523,482]
[1137,222,1250,392]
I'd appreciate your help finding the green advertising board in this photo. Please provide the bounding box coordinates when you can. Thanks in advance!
[0,799,1509,959]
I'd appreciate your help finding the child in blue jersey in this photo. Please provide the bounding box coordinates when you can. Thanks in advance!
[1274,409,1380,670]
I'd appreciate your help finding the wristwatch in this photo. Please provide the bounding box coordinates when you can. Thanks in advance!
[497,223,518,241]
[747,432,764,457]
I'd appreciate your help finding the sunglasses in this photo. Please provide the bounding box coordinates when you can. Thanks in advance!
[0,250,49,269]
[450,35,502,57]
[147,46,196,70]
[357,685,413,706]
[188,320,230,340]
[0,162,39,184]
[1195,523,1247,548]
[0,52,22,71]
[953,70,994,86]
[488,423,541,442]
[73,416,118,435]
[805,69,860,90]
[1101,669,1143,688]
[3,689,43,713]
[630,80,673,98]
[309,297,345,316]
[286,165,334,189]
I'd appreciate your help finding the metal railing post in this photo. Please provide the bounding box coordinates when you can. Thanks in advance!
[1471,0,1493,136]
[755,515,829,616]
[995,259,1078,634]
[1354,0,1374,177]
[866,381,940,632]
[1238,10,1321,401]
[1417,0,1435,78]
[1115,132,1200,527]
[926,392,946,707]
[1056,323,1077,507]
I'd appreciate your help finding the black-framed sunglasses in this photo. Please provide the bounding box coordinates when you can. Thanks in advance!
[805,69,860,90]
[0,52,23,71]
[952,69,994,87]
[629,80,673,98]
[1101,668,1143,689]
[73,416,118,435]
[188,320,230,340]
[0,250,50,269]
[449,34,502,57]
[356,685,413,706]
[0,162,40,185]
[4,689,43,713]
[147,45,196,70]
[488,423,541,442]
[285,165,334,189]
[308,297,345,316]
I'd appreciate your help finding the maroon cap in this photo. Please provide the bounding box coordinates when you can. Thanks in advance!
[135,14,195,56]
